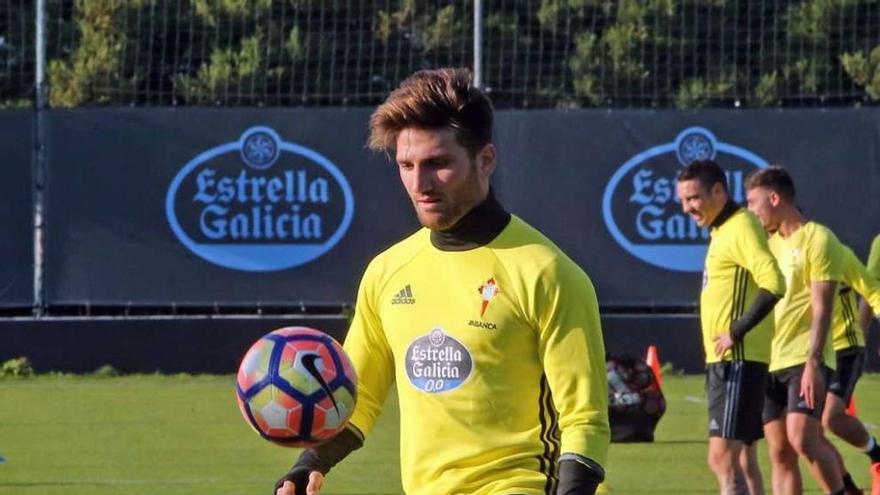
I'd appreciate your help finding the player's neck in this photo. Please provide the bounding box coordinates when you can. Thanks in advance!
[709,197,738,229]
[430,188,510,251]
[776,206,807,238]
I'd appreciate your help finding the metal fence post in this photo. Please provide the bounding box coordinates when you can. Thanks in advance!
[33,0,47,317]
[473,0,484,90]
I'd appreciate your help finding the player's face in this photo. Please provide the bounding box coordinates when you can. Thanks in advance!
[676,179,725,227]
[746,186,778,232]
[395,127,496,231]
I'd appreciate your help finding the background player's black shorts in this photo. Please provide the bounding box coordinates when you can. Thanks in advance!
[762,363,832,423]
[828,346,865,404]
[706,360,768,442]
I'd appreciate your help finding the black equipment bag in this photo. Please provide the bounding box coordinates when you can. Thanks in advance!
[606,353,666,442]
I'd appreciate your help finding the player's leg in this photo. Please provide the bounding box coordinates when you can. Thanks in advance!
[739,442,765,495]
[709,438,748,494]
[787,412,844,493]
[822,348,868,495]
[824,348,870,449]
[730,361,769,495]
[782,363,843,493]
[707,362,749,493]
[765,418,801,495]
[820,432,862,495]
[824,347,880,494]
[764,370,800,495]
[824,392,865,494]
[824,393,870,447]
[827,350,880,469]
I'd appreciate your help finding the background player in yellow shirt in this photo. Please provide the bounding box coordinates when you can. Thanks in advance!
[676,159,785,495]
[860,233,880,494]
[745,166,845,495]
[820,245,880,495]
[274,68,610,495]
[859,234,880,348]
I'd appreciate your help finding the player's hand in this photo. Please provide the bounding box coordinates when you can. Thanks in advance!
[275,472,324,495]
[712,333,735,358]
[799,358,824,410]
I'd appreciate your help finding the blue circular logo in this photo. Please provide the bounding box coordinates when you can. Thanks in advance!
[675,128,716,166]
[166,126,355,272]
[405,328,472,394]
[240,127,281,170]
[602,127,768,272]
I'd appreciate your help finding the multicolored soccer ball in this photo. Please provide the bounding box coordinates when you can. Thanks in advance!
[235,327,358,447]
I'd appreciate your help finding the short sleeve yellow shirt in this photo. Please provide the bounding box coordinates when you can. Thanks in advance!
[767,222,843,371]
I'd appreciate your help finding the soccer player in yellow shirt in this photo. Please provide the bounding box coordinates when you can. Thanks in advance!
[863,233,880,494]
[677,159,785,495]
[274,68,610,495]
[819,245,880,495]
[859,234,880,348]
[745,166,845,495]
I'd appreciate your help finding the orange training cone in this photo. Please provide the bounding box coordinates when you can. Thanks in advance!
[846,394,858,416]
[646,345,662,388]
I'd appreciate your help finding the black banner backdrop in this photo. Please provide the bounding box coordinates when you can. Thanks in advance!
[44,108,417,306]
[495,108,880,307]
[42,108,879,308]
[0,111,34,308]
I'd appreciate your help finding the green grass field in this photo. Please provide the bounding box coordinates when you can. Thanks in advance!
[0,373,877,494]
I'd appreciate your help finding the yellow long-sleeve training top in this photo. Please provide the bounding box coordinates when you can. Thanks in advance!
[344,213,609,495]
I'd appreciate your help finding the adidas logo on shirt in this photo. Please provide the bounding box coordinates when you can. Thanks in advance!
[709,419,719,431]
[391,285,416,305]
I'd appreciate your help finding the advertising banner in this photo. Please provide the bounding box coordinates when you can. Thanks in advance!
[43,108,880,307]
[0,111,34,308]
[496,109,880,306]
[44,109,417,306]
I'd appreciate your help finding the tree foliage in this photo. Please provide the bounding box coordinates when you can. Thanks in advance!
[1,0,877,108]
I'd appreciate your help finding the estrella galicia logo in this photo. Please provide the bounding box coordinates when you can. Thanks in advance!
[602,127,768,272]
[166,126,355,272]
[405,328,473,393]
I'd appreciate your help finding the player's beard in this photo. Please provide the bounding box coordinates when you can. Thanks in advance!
[412,162,485,231]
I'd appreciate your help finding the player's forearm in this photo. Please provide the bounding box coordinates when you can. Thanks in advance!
[550,349,610,465]
[730,289,780,341]
[808,309,832,362]
[558,409,610,468]
[275,426,363,489]
[808,281,836,362]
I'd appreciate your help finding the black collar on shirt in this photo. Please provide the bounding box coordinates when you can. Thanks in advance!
[430,189,512,251]
[710,199,740,229]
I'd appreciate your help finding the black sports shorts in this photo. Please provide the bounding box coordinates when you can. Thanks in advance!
[828,346,865,404]
[706,360,768,442]
[762,363,832,423]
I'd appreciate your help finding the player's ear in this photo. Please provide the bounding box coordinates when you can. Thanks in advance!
[768,190,781,207]
[476,143,496,178]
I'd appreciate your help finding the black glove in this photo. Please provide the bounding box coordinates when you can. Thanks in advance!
[557,454,605,495]
[272,426,363,495]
